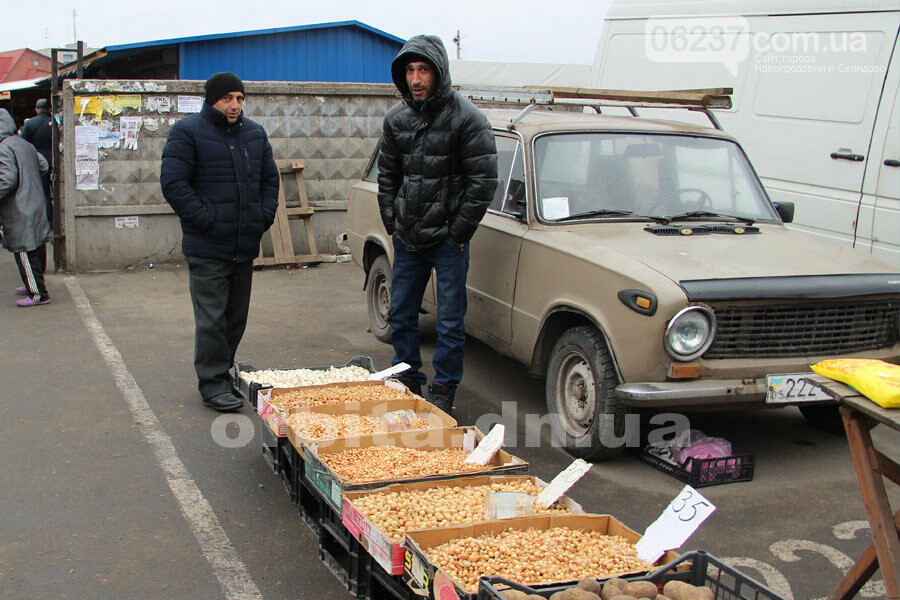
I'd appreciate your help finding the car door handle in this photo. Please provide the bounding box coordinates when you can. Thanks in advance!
[884,159,900,167]
[830,151,865,162]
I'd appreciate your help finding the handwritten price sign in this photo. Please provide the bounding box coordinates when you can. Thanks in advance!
[636,485,716,563]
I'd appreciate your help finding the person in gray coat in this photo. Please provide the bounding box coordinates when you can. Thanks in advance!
[0,109,51,307]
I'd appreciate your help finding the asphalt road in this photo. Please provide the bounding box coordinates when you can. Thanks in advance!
[0,252,896,600]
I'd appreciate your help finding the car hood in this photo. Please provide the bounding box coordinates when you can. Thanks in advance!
[547,223,897,282]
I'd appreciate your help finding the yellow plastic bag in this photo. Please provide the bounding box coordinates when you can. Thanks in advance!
[810,359,900,409]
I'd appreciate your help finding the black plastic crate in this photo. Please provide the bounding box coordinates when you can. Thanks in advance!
[234,355,378,409]
[477,551,786,600]
[638,447,754,488]
[366,563,412,600]
[260,420,283,476]
[319,502,369,598]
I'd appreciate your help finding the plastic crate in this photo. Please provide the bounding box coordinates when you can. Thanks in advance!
[260,419,282,475]
[477,551,786,600]
[638,447,754,488]
[234,355,378,409]
[318,500,369,598]
[365,564,412,600]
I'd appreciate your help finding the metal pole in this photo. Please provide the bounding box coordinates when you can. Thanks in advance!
[76,41,83,79]
[50,49,64,271]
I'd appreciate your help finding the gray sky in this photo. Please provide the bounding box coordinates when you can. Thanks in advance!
[6,0,612,65]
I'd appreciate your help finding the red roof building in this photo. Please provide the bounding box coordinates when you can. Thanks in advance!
[0,49,52,83]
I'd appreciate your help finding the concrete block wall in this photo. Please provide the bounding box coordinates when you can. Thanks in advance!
[63,80,397,271]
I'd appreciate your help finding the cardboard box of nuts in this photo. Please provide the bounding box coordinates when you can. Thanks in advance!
[303,427,528,511]
[286,396,457,459]
[403,514,680,600]
[257,380,416,436]
[342,475,585,576]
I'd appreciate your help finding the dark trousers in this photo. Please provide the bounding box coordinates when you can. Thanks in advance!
[389,236,469,388]
[15,244,48,301]
[186,256,253,400]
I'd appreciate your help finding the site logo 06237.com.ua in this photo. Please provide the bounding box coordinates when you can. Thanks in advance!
[644,16,878,77]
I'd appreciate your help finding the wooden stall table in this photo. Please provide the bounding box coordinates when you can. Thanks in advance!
[806,375,899,599]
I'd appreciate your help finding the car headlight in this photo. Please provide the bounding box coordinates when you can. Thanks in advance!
[664,306,716,360]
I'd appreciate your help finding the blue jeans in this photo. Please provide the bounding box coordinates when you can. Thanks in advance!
[389,235,469,388]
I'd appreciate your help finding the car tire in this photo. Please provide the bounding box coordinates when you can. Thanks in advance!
[545,325,626,460]
[366,254,392,343]
[799,404,846,435]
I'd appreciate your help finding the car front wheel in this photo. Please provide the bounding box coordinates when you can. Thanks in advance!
[366,254,392,343]
[545,325,626,460]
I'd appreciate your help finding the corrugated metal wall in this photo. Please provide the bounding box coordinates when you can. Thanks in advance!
[179,26,401,83]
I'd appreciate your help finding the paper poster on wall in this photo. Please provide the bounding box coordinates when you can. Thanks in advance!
[120,116,143,150]
[145,96,172,113]
[177,95,203,113]
[98,120,120,149]
[75,125,100,190]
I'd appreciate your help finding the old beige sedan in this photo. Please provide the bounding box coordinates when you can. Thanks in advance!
[347,108,899,460]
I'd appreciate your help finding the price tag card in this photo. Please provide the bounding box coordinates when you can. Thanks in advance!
[369,362,411,381]
[465,424,505,465]
[535,459,592,507]
[635,485,716,563]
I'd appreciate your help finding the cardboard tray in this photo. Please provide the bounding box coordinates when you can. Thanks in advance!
[257,380,415,437]
[286,396,457,458]
[234,355,377,409]
[342,475,586,577]
[303,427,528,512]
[404,513,680,600]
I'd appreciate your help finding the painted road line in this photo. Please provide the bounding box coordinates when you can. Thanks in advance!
[65,277,263,600]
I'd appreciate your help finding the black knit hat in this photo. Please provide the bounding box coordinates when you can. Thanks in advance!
[204,72,245,105]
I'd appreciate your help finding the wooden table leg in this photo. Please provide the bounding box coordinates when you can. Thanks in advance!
[828,510,900,600]
[839,407,900,598]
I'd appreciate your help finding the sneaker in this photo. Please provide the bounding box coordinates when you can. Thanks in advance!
[15,286,27,296]
[16,297,50,307]
[202,392,244,412]
[428,383,456,414]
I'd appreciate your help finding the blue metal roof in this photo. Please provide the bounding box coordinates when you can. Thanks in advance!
[106,20,405,51]
[104,20,404,83]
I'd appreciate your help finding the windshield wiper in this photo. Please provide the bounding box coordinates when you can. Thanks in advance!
[662,210,755,225]
[554,209,668,223]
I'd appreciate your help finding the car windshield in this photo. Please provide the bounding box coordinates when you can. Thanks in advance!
[533,133,779,223]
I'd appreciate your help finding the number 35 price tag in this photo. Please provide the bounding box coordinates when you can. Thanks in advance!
[635,485,716,563]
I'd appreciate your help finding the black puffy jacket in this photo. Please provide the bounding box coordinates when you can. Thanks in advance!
[160,103,279,262]
[377,35,498,251]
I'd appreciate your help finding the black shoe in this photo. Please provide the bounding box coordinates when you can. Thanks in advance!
[203,392,244,412]
[396,376,423,397]
[428,383,455,414]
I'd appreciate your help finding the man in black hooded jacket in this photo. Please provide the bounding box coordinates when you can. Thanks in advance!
[377,35,498,412]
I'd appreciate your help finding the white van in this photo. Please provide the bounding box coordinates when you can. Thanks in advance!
[590,0,900,262]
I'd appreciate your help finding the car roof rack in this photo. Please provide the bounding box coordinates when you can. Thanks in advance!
[457,86,732,131]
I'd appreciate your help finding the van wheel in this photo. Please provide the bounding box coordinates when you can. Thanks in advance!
[366,255,392,343]
[546,326,626,460]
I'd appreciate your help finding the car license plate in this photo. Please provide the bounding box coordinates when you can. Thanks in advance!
[766,373,833,405]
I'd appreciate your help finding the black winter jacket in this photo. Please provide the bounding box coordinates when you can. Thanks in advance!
[19,110,53,164]
[160,103,279,262]
[377,35,498,251]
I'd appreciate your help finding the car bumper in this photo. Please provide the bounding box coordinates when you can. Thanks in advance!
[615,379,774,407]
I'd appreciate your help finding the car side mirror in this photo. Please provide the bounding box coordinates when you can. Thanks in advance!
[774,202,795,223]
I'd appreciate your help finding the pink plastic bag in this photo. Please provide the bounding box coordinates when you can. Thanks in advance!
[670,429,738,481]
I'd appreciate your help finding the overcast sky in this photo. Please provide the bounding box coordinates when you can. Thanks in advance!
[6,0,613,65]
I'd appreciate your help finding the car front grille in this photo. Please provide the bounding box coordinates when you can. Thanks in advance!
[705,299,900,359]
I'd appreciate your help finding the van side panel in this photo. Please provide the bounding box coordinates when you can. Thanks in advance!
[591,8,900,256]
